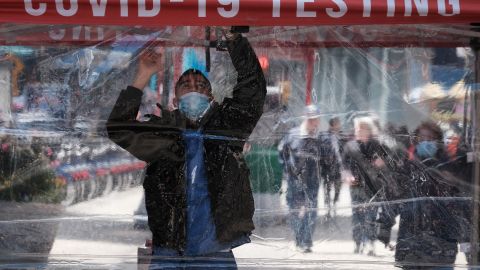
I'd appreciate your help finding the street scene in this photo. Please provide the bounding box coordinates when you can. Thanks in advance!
[0,2,479,269]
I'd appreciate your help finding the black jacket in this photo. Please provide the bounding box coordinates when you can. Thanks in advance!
[278,127,322,206]
[343,139,392,201]
[106,36,266,250]
[377,147,471,267]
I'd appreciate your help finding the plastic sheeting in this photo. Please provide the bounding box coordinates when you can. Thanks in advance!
[0,24,479,269]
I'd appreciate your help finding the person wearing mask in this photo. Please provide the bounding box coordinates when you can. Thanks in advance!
[106,28,266,269]
[278,105,322,253]
[377,121,470,270]
[343,120,388,256]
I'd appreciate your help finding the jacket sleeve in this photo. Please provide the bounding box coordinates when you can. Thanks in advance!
[107,86,143,123]
[227,35,266,109]
[208,36,266,135]
[106,86,183,163]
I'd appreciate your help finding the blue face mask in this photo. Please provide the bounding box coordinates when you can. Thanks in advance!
[416,141,438,159]
[178,92,211,121]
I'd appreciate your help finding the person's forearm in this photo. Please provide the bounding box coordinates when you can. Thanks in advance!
[227,35,263,80]
[226,35,266,107]
[132,71,152,91]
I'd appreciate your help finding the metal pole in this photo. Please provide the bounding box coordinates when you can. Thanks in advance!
[305,49,315,105]
[162,48,173,107]
[471,33,480,265]
[0,62,12,128]
[205,27,211,72]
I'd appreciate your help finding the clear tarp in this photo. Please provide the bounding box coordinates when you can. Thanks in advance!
[0,24,478,269]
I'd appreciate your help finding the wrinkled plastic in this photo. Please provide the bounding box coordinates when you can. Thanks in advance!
[0,24,479,269]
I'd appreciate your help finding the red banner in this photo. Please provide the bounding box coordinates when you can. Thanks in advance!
[0,0,478,26]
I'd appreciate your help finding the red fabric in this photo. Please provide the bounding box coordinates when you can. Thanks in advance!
[408,144,415,161]
[447,136,459,159]
[0,0,478,26]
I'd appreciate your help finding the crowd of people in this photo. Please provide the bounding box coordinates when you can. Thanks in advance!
[278,105,473,269]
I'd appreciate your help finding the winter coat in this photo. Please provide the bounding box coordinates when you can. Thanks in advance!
[343,139,391,202]
[318,131,346,181]
[278,127,321,207]
[106,36,266,250]
[378,147,471,267]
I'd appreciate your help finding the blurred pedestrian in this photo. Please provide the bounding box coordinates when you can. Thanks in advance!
[319,117,345,218]
[343,120,388,255]
[377,121,470,270]
[278,105,322,253]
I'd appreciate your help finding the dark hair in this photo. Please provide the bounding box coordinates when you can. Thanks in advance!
[174,69,212,95]
[329,117,340,127]
[414,121,443,143]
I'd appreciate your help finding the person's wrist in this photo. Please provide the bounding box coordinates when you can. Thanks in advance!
[132,79,148,90]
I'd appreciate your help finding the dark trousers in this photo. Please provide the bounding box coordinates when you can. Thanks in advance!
[289,208,317,248]
[350,187,378,245]
[323,170,341,208]
[286,176,319,249]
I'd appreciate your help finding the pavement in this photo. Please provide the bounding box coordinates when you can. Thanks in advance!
[41,184,472,269]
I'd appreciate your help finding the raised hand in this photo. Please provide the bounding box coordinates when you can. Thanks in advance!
[218,26,240,41]
[132,46,164,90]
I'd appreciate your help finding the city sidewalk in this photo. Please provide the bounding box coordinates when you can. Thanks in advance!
[47,185,469,269]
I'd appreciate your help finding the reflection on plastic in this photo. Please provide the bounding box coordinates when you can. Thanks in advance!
[0,25,478,269]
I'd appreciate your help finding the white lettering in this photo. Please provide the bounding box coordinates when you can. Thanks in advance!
[24,0,47,16]
[273,0,280,17]
[72,26,82,40]
[71,26,94,40]
[84,26,91,40]
[198,0,206,17]
[404,0,428,16]
[55,0,78,16]
[326,0,347,18]
[363,0,371,17]
[297,0,316,17]
[387,0,395,17]
[49,28,66,40]
[438,0,460,16]
[90,0,107,17]
[120,0,128,17]
[138,0,161,17]
[96,27,104,40]
[218,0,239,18]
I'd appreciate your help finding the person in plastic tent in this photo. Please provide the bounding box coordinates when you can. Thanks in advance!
[342,120,388,256]
[106,28,266,269]
[319,117,345,218]
[377,121,471,270]
[278,105,322,253]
